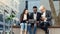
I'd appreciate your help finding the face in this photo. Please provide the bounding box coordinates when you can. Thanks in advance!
[40,8,45,13]
[25,10,28,14]
[33,8,37,13]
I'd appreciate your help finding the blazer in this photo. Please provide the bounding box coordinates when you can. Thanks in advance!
[41,10,52,25]
[45,10,52,21]
[30,12,41,21]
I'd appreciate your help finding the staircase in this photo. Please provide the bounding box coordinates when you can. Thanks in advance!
[13,28,45,34]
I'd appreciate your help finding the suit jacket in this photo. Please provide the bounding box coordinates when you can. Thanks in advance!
[30,12,41,21]
[45,10,52,21]
[41,10,52,25]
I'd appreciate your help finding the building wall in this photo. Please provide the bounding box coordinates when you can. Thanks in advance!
[0,0,21,21]
[0,0,20,14]
[0,0,21,31]
[17,0,26,18]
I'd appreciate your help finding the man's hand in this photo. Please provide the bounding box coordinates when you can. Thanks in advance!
[41,17,47,21]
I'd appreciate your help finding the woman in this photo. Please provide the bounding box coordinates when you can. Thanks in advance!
[20,9,29,34]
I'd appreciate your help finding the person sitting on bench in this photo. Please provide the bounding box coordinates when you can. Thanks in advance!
[39,5,52,34]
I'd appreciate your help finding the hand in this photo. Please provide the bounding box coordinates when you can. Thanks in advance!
[41,17,45,21]
[41,17,47,21]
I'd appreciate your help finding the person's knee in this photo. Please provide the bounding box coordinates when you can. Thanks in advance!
[20,23,25,30]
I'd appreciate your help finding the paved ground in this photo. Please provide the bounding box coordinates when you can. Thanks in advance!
[13,28,45,34]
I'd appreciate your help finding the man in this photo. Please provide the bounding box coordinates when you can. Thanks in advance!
[39,5,52,34]
[28,6,41,34]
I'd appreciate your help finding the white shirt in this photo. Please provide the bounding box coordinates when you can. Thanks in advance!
[34,13,37,20]
[23,14,27,20]
[41,11,47,22]
[41,12,46,17]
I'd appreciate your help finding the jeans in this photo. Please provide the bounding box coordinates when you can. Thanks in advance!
[20,23,27,31]
[28,23,37,34]
[39,21,50,34]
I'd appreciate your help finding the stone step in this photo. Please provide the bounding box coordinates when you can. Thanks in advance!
[13,26,60,34]
[36,29,45,34]
[49,28,60,34]
[13,28,45,34]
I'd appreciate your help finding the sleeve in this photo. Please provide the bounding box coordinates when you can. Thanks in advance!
[47,11,52,21]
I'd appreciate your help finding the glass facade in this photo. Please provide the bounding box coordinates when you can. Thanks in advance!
[0,0,20,34]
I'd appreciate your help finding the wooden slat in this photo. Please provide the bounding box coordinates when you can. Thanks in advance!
[13,26,60,28]
[49,26,60,28]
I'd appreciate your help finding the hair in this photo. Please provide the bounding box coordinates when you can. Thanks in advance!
[22,9,28,15]
[39,5,46,10]
[33,6,37,8]
[21,9,28,17]
[20,9,28,22]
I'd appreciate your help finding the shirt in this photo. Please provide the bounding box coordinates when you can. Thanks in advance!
[34,13,37,20]
[23,14,27,20]
[41,11,47,22]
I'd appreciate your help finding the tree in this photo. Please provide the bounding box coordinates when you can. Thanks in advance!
[49,0,60,25]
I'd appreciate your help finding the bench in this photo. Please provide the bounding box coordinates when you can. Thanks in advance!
[12,26,60,34]
[48,26,60,34]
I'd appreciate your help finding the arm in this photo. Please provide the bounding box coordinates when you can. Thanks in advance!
[46,11,52,21]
